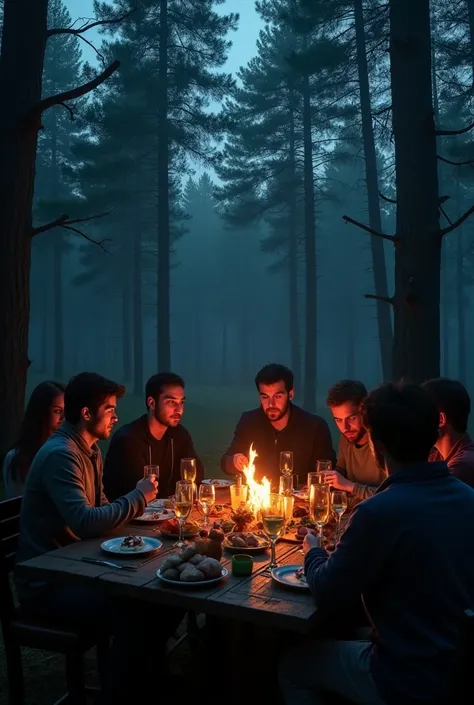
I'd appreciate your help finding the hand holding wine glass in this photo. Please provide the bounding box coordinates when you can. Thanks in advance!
[198,483,215,527]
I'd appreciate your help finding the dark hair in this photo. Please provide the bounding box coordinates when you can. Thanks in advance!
[361,381,439,463]
[255,364,294,392]
[327,379,367,408]
[422,377,470,434]
[64,372,125,424]
[10,381,66,483]
[145,372,185,405]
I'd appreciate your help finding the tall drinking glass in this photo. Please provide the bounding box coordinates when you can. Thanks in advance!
[261,494,285,570]
[198,483,215,527]
[309,484,330,545]
[174,481,193,548]
[280,451,293,476]
[316,459,332,484]
[331,490,347,543]
[230,483,248,510]
[181,458,197,501]
[144,465,159,495]
[279,474,294,496]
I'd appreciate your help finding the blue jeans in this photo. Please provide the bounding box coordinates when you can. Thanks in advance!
[22,585,183,702]
[279,638,387,705]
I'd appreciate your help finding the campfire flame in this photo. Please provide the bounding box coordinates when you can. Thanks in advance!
[242,443,271,515]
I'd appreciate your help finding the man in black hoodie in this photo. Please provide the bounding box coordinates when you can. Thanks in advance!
[221,364,335,485]
[104,372,204,499]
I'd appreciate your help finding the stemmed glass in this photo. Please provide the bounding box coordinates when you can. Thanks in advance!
[309,484,330,546]
[316,459,332,484]
[280,451,293,476]
[331,490,347,544]
[198,483,215,527]
[261,494,285,570]
[181,458,197,501]
[174,481,193,548]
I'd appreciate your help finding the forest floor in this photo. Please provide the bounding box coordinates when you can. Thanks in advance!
[0,384,331,704]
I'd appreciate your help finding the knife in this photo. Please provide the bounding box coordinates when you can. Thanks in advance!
[81,557,138,571]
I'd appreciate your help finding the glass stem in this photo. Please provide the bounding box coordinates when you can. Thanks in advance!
[179,518,184,545]
[336,516,341,544]
[270,539,277,568]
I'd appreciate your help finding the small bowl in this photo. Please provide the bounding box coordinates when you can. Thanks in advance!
[232,554,254,577]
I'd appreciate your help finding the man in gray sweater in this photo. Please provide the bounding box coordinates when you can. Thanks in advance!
[15,372,176,701]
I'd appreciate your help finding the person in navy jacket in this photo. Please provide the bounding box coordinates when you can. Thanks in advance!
[279,381,474,705]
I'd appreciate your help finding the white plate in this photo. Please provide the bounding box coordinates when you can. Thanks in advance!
[223,533,270,553]
[133,508,175,522]
[156,566,228,587]
[101,536,162,556]
[271,564,310,590]
[202,479,235,488]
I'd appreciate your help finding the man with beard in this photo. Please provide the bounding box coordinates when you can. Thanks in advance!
[221,363,335,485]
[324,379,386,499]
[103,372,204,499]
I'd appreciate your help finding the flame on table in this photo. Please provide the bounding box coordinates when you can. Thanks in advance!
[242,443,271,515]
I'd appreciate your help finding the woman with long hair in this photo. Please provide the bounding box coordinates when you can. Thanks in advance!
[2,381,65,498]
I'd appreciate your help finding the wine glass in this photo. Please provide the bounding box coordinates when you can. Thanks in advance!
[181,458,197,501]
[174,481,193,548]
[309,484,330,545]
[261,494,285,570]
[316,459,332,484]
[331,490,347,543]
[280,451,293,476]
[198,483,215,527]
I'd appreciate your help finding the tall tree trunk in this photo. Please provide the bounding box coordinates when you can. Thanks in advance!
[390,0,440,381]
[0,0,48,459]
[122,253,132,382]
[467,0,474,74]
[40,311,48,373]
[157,0,171,369]
[133,220,144,396]
[288,92,301,384]
[456,176,466,382]
[353,0,392,380]
[50,109,64,380]
[302,71,317,410]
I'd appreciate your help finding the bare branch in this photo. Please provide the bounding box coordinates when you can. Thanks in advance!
[31,210,112,237]
[59,102,75,121]
[439,205,452,225]
[379,191,396,204]
[436,120,474,136]
[30,61,120,120]
[342,215,400,244]
[372,103,392,117]
[47,10,136,38]
[440,203,474,237]
[365,294,394,305]
[61,225,112,253]
[437,155,474,167]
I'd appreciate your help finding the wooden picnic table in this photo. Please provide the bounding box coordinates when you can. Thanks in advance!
[15,487,320,634]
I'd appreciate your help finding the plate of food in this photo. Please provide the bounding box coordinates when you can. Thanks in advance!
[271,564,310,590]
[156,543,228,586]
[159,518,200,539]
[202,478,235,488]
[133,506,175,522]
[223,532,270,553]
[101,535,162,555]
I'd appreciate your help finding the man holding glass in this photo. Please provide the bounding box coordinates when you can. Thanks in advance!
[325,379,386,499]
[103,372,204,499]
[221,363,335,485]
[279,382,474,705]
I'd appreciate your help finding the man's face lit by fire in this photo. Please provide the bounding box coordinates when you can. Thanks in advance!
[148,385,185,428]
[258,380,294,422]
[330,401,367,445]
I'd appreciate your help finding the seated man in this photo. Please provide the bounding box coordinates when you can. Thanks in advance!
[324,379,386,499]
[423,377,474,488]
[279,382,474,705]
[103,372,204,500]
[15,372,179,702]
[221,363,335,485]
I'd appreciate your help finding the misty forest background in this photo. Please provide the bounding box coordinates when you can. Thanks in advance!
[2,0,474,472]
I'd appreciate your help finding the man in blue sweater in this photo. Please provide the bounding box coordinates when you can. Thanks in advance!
[279,381,474,705]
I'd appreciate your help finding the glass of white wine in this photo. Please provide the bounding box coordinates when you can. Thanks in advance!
[261,494,285,570]
[181,458,197,501]
[198,483,215,527]
[309,484,330,545]
[174,480,193,548]
[331,490,347,544]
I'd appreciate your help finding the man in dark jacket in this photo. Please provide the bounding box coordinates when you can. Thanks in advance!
[279,382,474,705]
[221,364,335,485]
[104,372,204,499]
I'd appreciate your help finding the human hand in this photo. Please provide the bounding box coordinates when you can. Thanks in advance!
[303,531,321,554]
[233,453,248,472]
[323,470,354,493]
[136,474,158,502]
